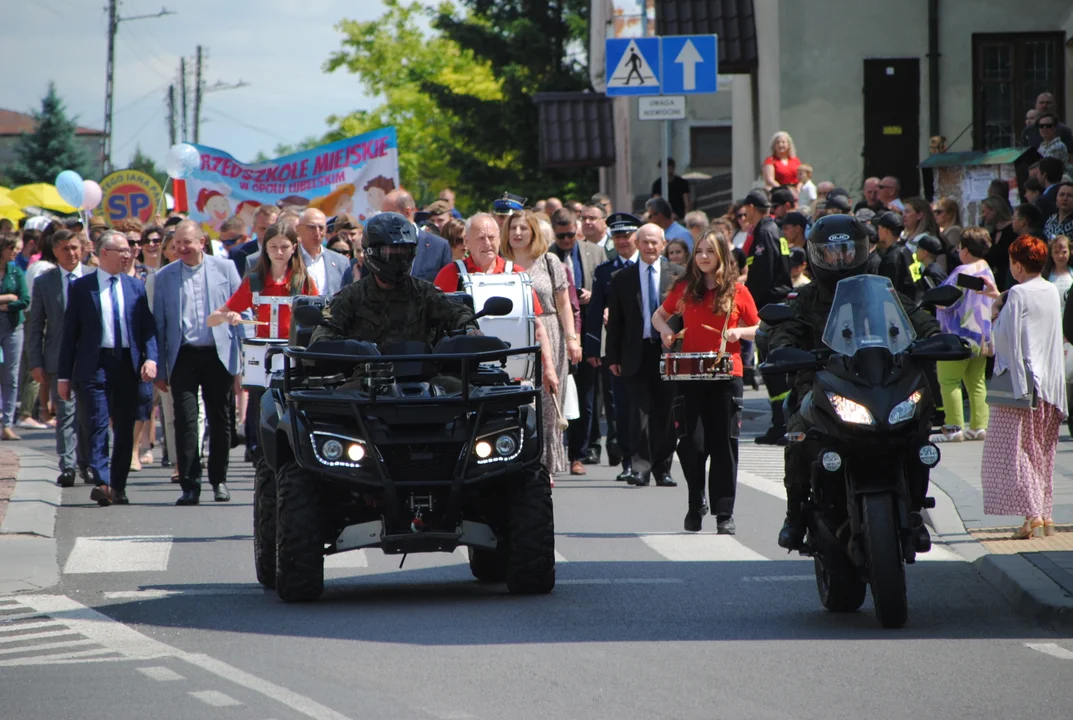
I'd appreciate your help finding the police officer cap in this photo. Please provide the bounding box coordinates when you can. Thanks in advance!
[492,192,527,215]
[364,212,418,247]
[782,211,808,228]
[915,234,944,256]
[607,212,641,235]
[871,210,904,232]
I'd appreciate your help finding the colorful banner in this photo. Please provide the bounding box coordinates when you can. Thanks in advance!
[99,170,165,226]
[186,127,399,238]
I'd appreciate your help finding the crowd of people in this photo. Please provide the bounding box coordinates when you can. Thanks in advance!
[2,90,1071,541]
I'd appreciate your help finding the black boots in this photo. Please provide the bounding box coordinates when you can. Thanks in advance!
[777,488,809,550]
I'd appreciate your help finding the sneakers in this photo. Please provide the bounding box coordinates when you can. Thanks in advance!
[929,427,963,443]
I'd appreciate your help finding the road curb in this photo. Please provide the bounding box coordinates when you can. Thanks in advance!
[0,446,61,595]
[925,481,1073,631]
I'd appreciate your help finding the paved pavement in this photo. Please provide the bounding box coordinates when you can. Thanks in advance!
[0,394,1072,719]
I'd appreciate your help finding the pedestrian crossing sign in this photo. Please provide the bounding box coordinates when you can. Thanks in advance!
[605,37,661,96]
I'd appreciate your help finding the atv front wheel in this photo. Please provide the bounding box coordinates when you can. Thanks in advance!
[275,462,324,602]
[505,465,555,594]
[253,457,276,588]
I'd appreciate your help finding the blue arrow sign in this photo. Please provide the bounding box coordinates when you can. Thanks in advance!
[605,37,661,97]
[661,35,718,95]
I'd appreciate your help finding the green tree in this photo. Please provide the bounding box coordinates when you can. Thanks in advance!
[128,146,168,189]
[8,82,92,185]
[429,0,595,205]
[323,0,503,209]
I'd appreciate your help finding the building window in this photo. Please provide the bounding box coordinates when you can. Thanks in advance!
[972,32,1065,150]
[689,125,732,167]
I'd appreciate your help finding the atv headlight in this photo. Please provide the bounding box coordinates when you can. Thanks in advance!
[473,428,523,465]
[825,393,875,426]
[311,432,367,467]
[888,390,923,425]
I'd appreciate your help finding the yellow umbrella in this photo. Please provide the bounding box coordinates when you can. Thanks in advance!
[9,183,78,214]
[0,194,25,222]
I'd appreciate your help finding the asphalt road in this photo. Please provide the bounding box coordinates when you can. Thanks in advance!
[2,392,1072,720]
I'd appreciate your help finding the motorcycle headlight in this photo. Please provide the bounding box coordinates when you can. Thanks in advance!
[825,393,875,426]
[888,390,923,425]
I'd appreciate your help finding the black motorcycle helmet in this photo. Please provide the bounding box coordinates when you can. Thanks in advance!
[806,214,871,288]
[363,212,418,284]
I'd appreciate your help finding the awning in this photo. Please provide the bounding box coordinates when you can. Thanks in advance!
[533,92,616,169]
[655,0,758,74]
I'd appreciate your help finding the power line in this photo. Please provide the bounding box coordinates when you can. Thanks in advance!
[201,107,289,143]
[114,80,171,115]
[113,106,163,156]
[117,27,172,81]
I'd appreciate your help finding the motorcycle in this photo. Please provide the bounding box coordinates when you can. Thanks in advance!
[759,276,968,628]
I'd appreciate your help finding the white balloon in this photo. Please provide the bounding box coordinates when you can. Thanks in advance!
[166,143,201,179]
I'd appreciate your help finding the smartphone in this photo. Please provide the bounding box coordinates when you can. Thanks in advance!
[956,273,984,291]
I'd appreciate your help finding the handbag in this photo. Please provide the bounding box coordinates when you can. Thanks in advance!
[985,364,1038,409]
[562,374,580,420]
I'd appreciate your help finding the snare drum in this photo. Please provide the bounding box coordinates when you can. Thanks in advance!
[242,338,289,388]
[458,267,536,380]
[660,352,733,381]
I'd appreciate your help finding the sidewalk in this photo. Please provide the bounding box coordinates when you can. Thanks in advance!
[0,445,61,595]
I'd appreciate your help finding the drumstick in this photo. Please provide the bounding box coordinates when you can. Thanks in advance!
[701,324,720,333]
[237,319,269,326]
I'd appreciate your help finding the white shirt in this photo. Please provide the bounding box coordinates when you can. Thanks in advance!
[96,268,129,349]
[301,245,327,297]
[59,264,85,310]
[638,257,661,340]
[25,260,56,299]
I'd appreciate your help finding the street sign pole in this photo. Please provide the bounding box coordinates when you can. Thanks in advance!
[661,120,669,219]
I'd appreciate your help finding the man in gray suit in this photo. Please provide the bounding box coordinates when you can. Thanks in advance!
[153,220,245,506]
[297,208,348,297]
[26,230,89,487]
[381,189,452,282]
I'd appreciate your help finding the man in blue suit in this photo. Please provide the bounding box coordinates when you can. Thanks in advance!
[382,189,451,283]
[153,220,245,506]
[297,208,349,297]
[57,230,158,506]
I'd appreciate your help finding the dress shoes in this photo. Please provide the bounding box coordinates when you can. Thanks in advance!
[615,466,634,482]
[606,440,622,467]
[89,484,114,507]
[627,471,651,487]
[80,467,95,485]
[56,469,76,488]
[581,447,601,465]
[654,473,677,487]
[570,460,587,476]
[112,490,130,505]
[716,515,736,535]
[684,501,708,533]
[213,483,231,502]
[176,490,200,506]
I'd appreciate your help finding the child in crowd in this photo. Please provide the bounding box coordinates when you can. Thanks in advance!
[789,247,811,287]
[797,164,817,215]
[915,234,948,293]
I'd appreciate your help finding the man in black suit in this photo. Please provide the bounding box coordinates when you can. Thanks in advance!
[381,189,452,282]
[605,223,684,487]
[1034,157,1065,221]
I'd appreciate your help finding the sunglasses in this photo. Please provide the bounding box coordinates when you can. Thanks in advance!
[1039,123,1055,129]
[736,213,747,219]
[554,232,575,240]
[138,237,162,245]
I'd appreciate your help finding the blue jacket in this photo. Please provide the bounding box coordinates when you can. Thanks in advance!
[411,229,452,283]
[58,272,158,383]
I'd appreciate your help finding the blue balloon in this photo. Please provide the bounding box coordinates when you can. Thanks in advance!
[55,170,85,208]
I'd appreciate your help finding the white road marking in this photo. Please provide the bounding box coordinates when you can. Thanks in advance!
[640,533,768,562]
[0,638,97,655]
[554,551,568,563]
[0,620,64,634]
[103,588,263,600]
[737,469,786,500]
[0,649,126,667]
[14,595,354,720]
[138,665,185,682]
[324,550,368,568]
[0,629,80,644]
[1025,643,1073,660]
[64,536,173,574]
[557,578,683,585]
[190,690,243,707]
[0,612,48,624]
[742,575,813,582]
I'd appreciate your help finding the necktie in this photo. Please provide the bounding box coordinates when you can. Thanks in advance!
[66,273,75,307]
[647,264,658,339]
[109,276,123,357]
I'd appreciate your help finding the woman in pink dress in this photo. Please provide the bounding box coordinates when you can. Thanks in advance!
[978,235,1067,539]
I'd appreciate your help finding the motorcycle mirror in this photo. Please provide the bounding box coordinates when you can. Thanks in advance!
[758,303,794,326]
[759,346,822,374]
[475,296,514,320]
[293,304,326,328]
[918,285,963,310]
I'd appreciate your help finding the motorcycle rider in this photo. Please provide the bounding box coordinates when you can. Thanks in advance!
[766,215,940,550]
[310,212,478,346]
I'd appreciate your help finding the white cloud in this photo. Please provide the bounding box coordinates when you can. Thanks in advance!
[5,0,386,173]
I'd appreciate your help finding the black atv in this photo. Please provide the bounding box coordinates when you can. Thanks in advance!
[252,296,554,602]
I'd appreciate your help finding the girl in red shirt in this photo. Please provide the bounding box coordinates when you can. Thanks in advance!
[207,223,318,339]
[652,231,760,535]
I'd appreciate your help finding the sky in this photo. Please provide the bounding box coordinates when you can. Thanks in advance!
[6,0,389,173]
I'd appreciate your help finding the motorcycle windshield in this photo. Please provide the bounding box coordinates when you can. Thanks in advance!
[821,275,916,357]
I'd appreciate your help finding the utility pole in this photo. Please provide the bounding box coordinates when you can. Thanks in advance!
[193,45,202,144]
[102,3,175,173]
[167,84,176,146]
[180,57,188,142]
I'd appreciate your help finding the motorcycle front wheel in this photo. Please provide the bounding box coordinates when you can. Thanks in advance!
[861,492,908,628]
[814,551,866,613]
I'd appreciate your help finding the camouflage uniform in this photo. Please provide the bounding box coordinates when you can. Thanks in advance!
[769,280,939,500]
[311,275,478,347]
